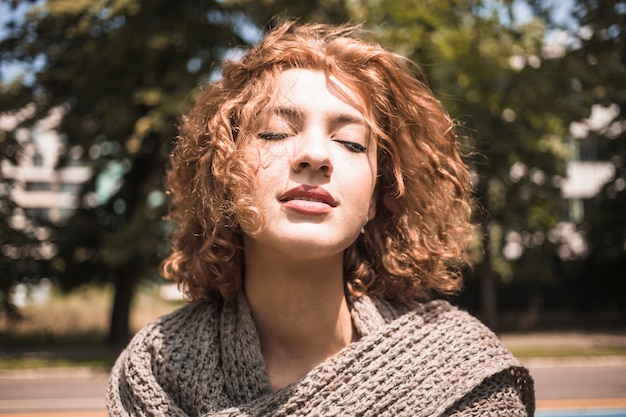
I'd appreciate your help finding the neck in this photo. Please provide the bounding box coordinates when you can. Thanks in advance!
[243,243,355,390]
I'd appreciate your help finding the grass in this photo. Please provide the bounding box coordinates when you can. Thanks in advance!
[0,355,116,370]
[511,347,626,359]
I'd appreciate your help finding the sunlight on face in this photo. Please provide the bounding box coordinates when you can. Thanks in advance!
[239,69,377,262]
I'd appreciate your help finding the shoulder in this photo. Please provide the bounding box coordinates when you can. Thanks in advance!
[107,301,224,415]
[444,368,535,416]
[367,297,521,366]
[375,298,535,415]
[414,300,535,415]
[420,300,498,338]
[412,300,521,365]
[374,297,493,334]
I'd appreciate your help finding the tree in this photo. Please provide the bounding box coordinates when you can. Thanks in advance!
[0,171,50,321]
[0,0,255,344]
[327,0,572,329]
[3,0,621,341]
[0,83,57,321]
[234,0,626,329]
[0,0,355,344]
[564,0,626,315]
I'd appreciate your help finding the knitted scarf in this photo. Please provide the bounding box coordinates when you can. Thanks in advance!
[107,294,534,416]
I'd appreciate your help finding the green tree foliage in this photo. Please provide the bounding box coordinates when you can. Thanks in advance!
[0,176,51,321]
[222,0,351,26]
[0,0,353,344]
[0,88,55,322]
[518,0,626,318]
[331,0,573,328]
[2,0,623,341]
[0,0,256,344]
[563,0,626,313]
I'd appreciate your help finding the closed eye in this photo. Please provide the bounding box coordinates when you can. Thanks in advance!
[335,140,367,153]
[257,132,290,140]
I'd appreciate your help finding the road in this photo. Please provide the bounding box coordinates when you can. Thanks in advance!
[0,359,625,415]
[527,357,626,412]
[0,368,107,415]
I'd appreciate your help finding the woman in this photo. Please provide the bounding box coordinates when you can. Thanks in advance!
[107,21,534,416]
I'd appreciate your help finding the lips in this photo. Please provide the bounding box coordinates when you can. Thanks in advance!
[279,185,337,215]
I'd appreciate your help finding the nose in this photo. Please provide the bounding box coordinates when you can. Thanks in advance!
[291,131,333,176]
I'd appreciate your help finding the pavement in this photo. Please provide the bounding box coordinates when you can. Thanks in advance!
[1,331,625,416]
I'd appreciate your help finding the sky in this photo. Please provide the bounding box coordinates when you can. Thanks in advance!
[0,1,40,84]
[512,0,576,27]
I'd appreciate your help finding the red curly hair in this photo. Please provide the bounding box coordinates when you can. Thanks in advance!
[161,20,475,304]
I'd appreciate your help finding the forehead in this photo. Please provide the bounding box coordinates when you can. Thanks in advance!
[269,69,367,117]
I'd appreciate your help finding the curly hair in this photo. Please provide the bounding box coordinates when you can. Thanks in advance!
[161,20,475,304]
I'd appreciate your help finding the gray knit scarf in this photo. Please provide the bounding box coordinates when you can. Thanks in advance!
[107,294,534,416]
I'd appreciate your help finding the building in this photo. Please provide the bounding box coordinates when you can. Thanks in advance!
[1,106,92,225]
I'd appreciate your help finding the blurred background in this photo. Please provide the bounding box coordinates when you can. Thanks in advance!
[0,0,624,356]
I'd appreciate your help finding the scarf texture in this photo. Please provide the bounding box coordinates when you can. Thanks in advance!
[107,294,535,416]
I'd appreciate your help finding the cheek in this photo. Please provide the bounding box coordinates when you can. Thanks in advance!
[242,144,286,185]
[249,159,286,207]
[365,154,378,219]
[365,153,378,196]
[346,164,377,212]
[256,142,293,171]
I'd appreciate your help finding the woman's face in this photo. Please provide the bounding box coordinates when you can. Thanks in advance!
[239,68,378,262]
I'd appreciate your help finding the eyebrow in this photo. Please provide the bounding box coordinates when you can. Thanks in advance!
[272,107,301,120]
[271,106,366,126]
[332,112,366,126]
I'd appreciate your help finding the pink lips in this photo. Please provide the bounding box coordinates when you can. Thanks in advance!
[279,185,337,215]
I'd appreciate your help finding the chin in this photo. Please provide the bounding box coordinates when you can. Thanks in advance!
[283,235,357,257]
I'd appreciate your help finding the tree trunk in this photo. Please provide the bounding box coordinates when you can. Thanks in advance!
[479,215,498,332]
[477,183,499,332]
[107,263,140,346]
